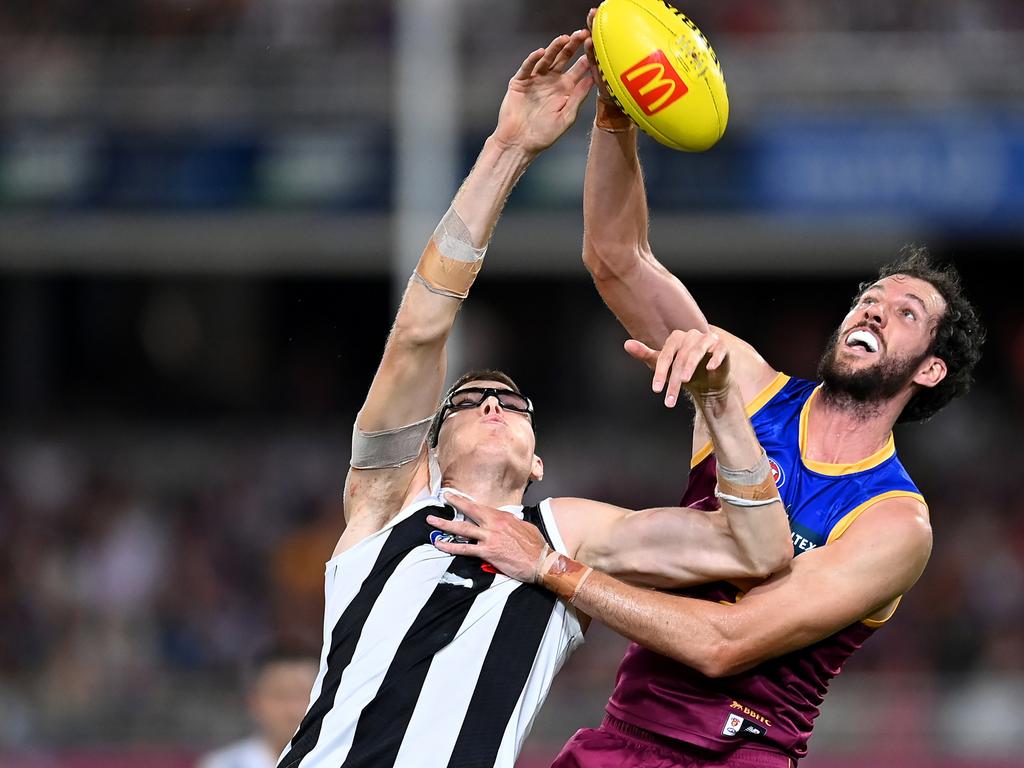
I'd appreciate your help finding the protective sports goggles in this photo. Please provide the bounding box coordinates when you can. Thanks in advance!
[437,387,535,425]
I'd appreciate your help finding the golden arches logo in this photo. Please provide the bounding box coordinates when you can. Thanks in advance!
[620,50,688,115]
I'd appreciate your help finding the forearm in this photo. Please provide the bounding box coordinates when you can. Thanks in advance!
[693,382,761,471]
[693,383,792,575]
[452,136,534,247]
[547,562,736,677]
[582,117,709,346]
[583,120,649,265]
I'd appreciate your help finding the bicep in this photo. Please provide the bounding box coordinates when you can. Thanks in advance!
[574,501,758,587]
[723,505,932,670]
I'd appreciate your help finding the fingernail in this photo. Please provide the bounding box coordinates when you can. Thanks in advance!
[653,380,663,392]
[666,395,676,407]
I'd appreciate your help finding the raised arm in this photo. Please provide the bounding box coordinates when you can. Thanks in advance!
[580,14,775,401]
[339,32,594,553]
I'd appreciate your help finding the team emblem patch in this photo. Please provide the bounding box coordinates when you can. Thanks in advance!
[429,530,471,547]
[722,713,744,737]
[768,457,785,489]
[721,713,767,738]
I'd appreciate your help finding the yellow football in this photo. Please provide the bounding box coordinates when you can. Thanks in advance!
[592,0,729,151]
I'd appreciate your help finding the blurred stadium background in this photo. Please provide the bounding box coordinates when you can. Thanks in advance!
[1,1,1023,766]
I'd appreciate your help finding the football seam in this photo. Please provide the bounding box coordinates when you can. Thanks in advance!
[652,0,723,73]
[702,71,724,139]
[597,0,725,149]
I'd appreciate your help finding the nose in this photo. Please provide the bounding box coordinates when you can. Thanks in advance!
[862,301,887,328]
[481,395,503,415]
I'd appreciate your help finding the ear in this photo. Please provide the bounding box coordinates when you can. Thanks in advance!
[913,355,947,389]
[530,454,544,483]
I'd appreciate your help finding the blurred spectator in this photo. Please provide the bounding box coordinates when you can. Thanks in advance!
[196,644,319,768]
[268,494,340,644]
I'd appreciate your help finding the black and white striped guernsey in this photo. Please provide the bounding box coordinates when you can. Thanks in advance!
[277,491,584,768]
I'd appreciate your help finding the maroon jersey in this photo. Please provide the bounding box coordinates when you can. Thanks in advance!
[605,375,923,760]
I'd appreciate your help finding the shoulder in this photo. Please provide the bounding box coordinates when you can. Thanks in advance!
[836,494,932,564]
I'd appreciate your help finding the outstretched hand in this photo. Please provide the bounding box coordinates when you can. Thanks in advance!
[426,495,549,584]
[625,330,732,407]
[492,31,595,156]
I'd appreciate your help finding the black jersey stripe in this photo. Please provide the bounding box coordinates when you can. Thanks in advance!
[522,504,554,548]
[339,552,498,768]
[276,505,445,768]
[445,582,559,768]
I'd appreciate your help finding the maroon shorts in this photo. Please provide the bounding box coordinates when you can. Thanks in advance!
[551,715,794,768]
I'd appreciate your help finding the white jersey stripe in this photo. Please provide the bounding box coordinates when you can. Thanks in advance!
[298,546,452,767]
[392,576,510,767]
[280,491,583,768]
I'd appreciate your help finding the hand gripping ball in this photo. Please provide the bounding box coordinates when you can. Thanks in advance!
[592,0,729,151]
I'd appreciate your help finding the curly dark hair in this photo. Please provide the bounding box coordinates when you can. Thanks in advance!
[854,245,985,423]
[427,368,528,447]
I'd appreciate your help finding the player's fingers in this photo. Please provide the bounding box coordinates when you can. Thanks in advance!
[587,7,597,31]
[432,540,482,558]
[678,337,715,383]
[551,30,586,73]
[569,71,595,110]
[664,343,698,407]
[449,495,495,523]
[567,54,591,84]
[652,339,680,395]
[623,339,659,370]
[705,341,727,371]
[532,34,570,76]
[514,48,546,81]
[425,515,481,540]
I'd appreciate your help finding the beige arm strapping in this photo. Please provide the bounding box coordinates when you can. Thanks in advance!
[414,205,487,299]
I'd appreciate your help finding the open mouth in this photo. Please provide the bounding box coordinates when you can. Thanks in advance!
[845,329,880,354]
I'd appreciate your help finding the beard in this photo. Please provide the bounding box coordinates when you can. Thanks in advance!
[816,328,927,414]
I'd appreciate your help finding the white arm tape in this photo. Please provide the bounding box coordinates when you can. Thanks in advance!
[350,414,433,469]
[713,489,781,508]
[433,204,488,262]
[717,448,772,485]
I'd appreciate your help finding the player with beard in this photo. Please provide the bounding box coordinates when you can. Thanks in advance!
[435,250,985,768]
[425,17,987,766]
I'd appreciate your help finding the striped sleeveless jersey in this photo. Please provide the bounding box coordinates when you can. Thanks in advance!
[277,491,584,768]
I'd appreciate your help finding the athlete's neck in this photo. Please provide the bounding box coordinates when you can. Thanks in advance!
[806,386,905,464]
[439,469,526,509]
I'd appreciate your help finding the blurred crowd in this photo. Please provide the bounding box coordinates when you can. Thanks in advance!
[0,272,1022,755]
[1,0,1023,50]
[1,0,1023,763]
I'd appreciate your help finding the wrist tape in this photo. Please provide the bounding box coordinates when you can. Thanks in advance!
[595,97,633,133]
[414,205,487,299]
[538,550,594,604]
[714,449,780,508]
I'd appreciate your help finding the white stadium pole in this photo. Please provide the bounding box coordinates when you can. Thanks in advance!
[393,0,460,304]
